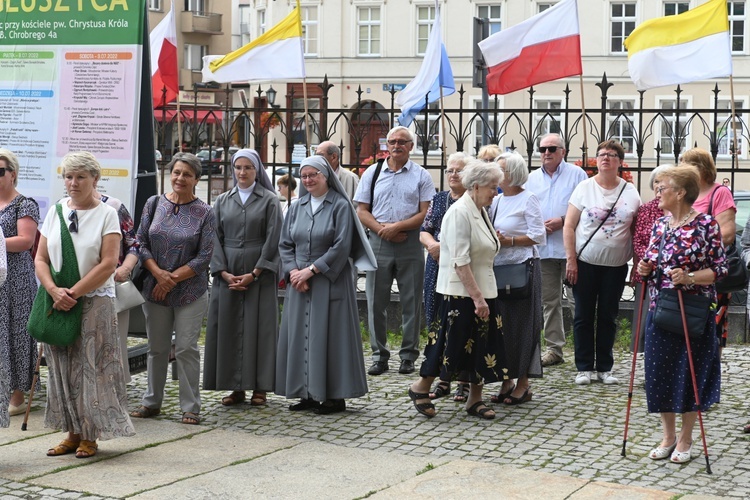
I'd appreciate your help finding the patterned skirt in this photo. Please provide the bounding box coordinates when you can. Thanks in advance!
[45,295,135,440]
[420,294,509,385]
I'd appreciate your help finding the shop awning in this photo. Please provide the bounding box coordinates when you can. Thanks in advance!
[153,108,224,124]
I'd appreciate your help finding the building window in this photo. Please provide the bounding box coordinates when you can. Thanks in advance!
[413,102,441,154]
[663,2,688,16]
[258,9,266,36]
[729,1,746,53]
[184,44,208,71]
[302,6,318,56]
[184,0,205,15]
[289,83,323,149]
[533,99,562,147]
[239,5,251,46]
[717,99,746,158]
[148,0,161,11]
[357,7,381,56]
[477,5,502,35]
[656,98,690,157]
[416,5,436,56]
[610,3,636,53]
[607,99,636,155]
[537,2,558,13]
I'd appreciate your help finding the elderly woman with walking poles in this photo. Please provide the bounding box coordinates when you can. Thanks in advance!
[636,165,726,465]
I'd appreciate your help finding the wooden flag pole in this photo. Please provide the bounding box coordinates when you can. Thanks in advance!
[303,77,311,153]
[578,75,589,165]
[439,86,447,168]
[729,75,740,172]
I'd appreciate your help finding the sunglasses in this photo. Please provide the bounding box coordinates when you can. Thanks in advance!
[0,167,5,177]
[538,146,559,153]
[68,210,78,233]
[387,139,412,146]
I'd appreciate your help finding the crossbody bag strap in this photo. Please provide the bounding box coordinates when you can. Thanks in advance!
[577,181,628,260]
[654,226,668,291]
[368,158,385,213]
[54,203,81,279]
[707,184,731,217]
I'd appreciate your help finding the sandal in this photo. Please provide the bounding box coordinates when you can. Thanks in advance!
[490,384,515,404]
[75,440,98,459]
[182,412,201,425]
[250,391,267,406]
[503,388,533,405]
[466,401,495,420]
[429,381,451,400]
[47,438,81,457]
[221,391,246,406]
[408,387,436,418]
[453,382,470,403]
[743,424,750,434]
[130,405,161,418]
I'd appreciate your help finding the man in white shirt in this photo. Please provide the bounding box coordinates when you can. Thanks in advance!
[525,133,587,366]
[316,141,359,200]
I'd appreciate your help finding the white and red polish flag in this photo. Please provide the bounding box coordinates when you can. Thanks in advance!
[150,6,179,108]
[478,0,582,95]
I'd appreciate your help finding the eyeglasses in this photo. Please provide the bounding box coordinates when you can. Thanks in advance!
[0,168,5,177]
[387,139,413,146]
[300,172,320,180]
[445,169,463,176]
[538,146,559,153]
[656,186,673,194]
[597,153,619,159]
[68,210,78,233]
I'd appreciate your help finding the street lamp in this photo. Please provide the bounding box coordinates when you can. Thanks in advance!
[266,85,278,108]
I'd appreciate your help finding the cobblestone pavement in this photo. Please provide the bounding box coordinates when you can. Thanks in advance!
[1,343,749,498]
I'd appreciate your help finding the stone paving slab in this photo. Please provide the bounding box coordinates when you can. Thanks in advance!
[1,418,201,482]
[0,410,52,445]
[130,440,440,500]
[32,428,298,498]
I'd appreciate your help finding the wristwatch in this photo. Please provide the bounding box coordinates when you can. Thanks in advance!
[688,272,695,285]
[309,265,317,274]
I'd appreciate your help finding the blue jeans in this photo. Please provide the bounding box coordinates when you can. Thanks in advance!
[572,260,627,372]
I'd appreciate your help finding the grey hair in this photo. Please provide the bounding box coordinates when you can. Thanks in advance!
[461,158,503,190]
[60,151,101,180]
[649,164,671,191]
[386,126,416,143]
[0,148,19,187]
[540,133,565,149]
[496,152,528,187]
[447,152,469,169]
[167,152,202,178]
[320,141,340,159]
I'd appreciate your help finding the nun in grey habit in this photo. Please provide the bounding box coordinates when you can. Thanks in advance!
[276,155,376,414]
[203,149,282,407]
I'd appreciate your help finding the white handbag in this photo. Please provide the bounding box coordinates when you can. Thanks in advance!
[114,279,145,313]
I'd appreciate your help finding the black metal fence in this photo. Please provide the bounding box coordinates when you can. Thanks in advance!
[153,73,746,202]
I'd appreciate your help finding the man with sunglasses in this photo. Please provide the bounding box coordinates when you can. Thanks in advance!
[525,133,587,367]
[355,126,435,376]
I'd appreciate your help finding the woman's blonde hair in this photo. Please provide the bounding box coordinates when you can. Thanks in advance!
[60,151,101,180]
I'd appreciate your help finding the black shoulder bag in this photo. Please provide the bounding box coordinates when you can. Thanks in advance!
[652,227,713,339]
[131,195,160,291]
[707,185,748,293]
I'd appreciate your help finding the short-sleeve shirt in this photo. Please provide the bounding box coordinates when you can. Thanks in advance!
[40,199,121,297]
[693,183,736,218]
[489,190,546,265]
[353,159,435,223]
[569,178,641,267]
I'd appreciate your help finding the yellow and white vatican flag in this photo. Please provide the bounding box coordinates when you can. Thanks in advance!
[202,0,305,83]
[624,0,732,91]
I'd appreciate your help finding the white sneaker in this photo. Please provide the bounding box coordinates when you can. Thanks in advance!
[597,371,619,385]
[575,371,592,385]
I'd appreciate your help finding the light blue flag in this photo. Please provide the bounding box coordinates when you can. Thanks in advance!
[396,3,455,127]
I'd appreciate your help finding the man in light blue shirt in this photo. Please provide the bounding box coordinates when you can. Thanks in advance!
[525,133,587,366]
[355,126,435,376]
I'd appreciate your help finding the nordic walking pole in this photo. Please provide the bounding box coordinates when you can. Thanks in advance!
[21,343,43,431]
[622,281,647,456]
[677,289,712,474]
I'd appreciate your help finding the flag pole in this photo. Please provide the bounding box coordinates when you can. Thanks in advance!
[439,86,447,167]
[302,78,311,154]
[729,75,740,172]
[578,75,589,165]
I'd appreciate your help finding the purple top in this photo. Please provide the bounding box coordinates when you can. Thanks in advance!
[137,194,216,307]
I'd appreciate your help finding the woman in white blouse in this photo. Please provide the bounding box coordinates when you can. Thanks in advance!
[489,152,545,405]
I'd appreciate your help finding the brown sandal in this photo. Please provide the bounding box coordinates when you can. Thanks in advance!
[75,440,98,459]
[250,391,267,406]
[221,391,246,406]
[47,438,81,457]
[130,405,161,418]
[182,412,201,425]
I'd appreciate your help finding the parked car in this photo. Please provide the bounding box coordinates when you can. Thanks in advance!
[197,147,238,176]
[731,191,750,305]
